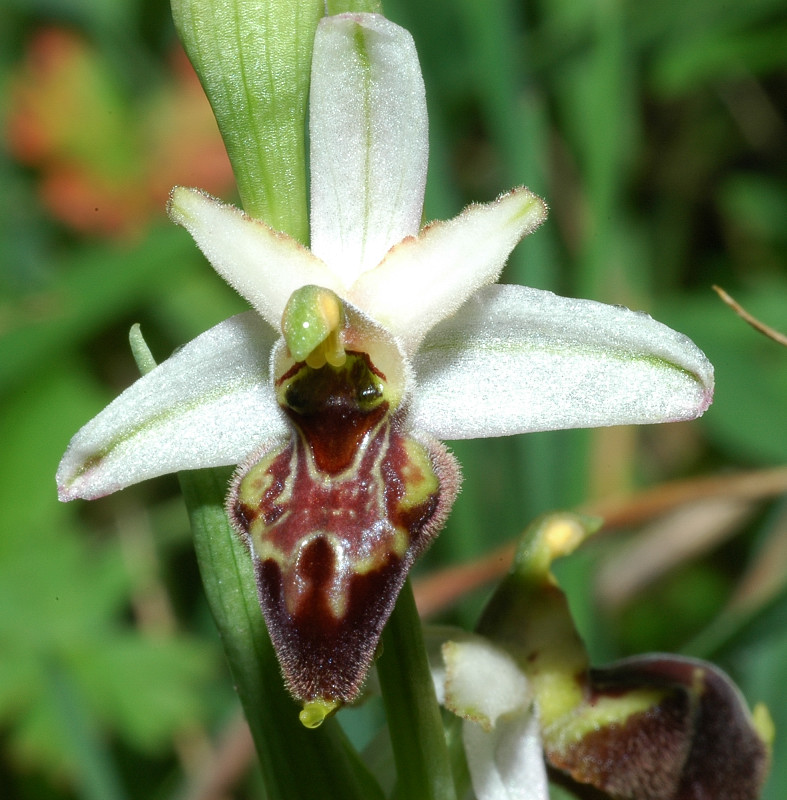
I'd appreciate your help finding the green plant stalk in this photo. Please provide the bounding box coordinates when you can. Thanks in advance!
[327,0,383,12]
[377,580,457,800]
[444,713,472,799]
[130,332,380,800]
[179,467,384,800]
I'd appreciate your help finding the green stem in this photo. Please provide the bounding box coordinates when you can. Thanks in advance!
[377,580,457,800]
[179,467,383,800]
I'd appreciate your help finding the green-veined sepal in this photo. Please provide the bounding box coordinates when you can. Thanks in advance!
[411,284,714,440]
[57,313,284,501]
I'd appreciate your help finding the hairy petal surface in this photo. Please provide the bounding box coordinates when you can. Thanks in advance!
[309,13,427,285]
[352,188,547,354]
[57,313,286,500]
[168,187,338,328]
[441,639,530,731]
[410,284,714,440]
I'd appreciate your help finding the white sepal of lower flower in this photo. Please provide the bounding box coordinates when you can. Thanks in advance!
[56,12,713,502]
[428,628,549,800]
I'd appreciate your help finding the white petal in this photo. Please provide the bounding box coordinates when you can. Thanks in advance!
[168,187,338,329]
[424,624,469,706]
[410,284,714,440]
[309,13,427,285]
[57,313,287,500]
[352,188,547,354]
[463,710,549,800]
[442,639,530,731]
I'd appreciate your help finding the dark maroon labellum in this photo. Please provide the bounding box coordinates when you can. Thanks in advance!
[229,352,457,708]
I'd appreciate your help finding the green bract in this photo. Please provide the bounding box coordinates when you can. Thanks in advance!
[171,0,323,241]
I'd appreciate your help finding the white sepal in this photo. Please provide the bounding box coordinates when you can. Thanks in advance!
[168,187,338,329]
[410,284,714,440]
[442,639,530,731]
[426,629,548,800]
[352,188,547,354]
[309,13,427,285]
[463,709,549,800]
[57,313,287,500]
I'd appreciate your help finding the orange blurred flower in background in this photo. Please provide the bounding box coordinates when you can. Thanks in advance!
[6,28,235,238]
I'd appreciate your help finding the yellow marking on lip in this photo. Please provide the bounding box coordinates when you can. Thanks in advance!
[398,438,439,511]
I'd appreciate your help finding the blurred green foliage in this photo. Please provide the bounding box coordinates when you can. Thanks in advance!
[1,0,785,798]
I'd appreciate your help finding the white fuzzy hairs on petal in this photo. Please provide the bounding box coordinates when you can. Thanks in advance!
[410,284,714,440]
[352,187,547,354]
[168,187,339,329]
[309,13,428,285]
[57,313,288,500]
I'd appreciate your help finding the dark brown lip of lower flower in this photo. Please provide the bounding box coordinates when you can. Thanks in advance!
[546,655,771,800]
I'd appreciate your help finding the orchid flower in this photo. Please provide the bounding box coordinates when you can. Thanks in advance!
[428,629,549,800]
[428,514,773,800]
[56,13,713,716]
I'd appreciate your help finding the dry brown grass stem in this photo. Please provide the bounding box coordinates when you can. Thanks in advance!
[413,466,787,617]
